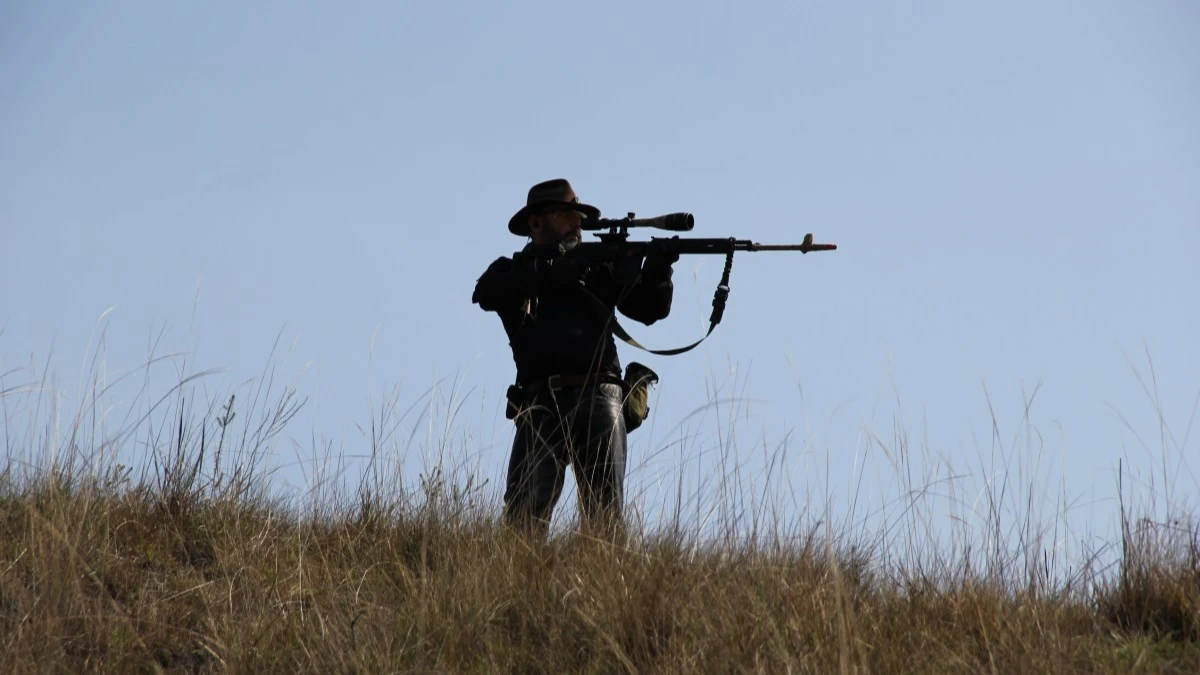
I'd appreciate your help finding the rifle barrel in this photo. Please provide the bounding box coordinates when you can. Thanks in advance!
[745,242,838,252]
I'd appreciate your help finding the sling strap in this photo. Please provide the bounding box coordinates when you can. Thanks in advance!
[581,249,735,356]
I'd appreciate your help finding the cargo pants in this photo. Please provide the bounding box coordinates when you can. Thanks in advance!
[502,382,627,539]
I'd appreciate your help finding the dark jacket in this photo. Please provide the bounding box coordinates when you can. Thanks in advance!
[472,243,674,386]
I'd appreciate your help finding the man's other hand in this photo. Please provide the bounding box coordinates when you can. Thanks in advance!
[543,255,591,286]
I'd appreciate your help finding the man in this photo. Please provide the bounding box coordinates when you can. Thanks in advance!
[472,178,677,538]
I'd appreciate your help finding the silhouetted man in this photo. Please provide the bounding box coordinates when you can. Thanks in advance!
[472,178,677,538]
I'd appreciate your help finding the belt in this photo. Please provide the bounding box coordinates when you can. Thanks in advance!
[521,373,627,395]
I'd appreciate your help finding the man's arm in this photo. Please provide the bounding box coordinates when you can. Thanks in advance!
[615,252,677,325]
[472,256,530,313]
[472,255,591,312]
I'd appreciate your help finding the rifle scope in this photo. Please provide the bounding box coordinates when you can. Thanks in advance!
[586,212,694,232]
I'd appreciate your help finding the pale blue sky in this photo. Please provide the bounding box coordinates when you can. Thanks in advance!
[3,2,1198,550]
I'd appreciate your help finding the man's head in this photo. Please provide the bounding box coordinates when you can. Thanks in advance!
[508,178,600,244]
[528,207,585,247]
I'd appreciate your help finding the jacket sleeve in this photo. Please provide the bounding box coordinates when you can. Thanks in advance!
[472,256,536,312]
[615,257,675,325]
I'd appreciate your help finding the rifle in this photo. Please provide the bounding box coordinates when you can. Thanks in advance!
[512,212,838,356]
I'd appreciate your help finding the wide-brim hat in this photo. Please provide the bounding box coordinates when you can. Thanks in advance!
[508,178,601,237]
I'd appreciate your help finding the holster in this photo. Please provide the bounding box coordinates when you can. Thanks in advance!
[505,384,526,420]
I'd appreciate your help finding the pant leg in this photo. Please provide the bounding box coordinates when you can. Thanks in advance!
[502,397,569,536]
[567,383,628,534]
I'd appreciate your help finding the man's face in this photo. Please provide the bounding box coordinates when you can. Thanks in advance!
[530,208,584,247]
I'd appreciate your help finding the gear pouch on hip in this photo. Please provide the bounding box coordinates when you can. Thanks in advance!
[622,362,659,432]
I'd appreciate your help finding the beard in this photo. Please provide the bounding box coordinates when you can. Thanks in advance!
[550,230,581,248]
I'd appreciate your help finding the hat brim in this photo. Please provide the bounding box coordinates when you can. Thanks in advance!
[508,200,601,236]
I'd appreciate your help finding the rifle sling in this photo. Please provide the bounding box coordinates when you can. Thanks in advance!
[580,249,735,357]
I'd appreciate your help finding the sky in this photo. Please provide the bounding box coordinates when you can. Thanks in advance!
[3,1,1198,559]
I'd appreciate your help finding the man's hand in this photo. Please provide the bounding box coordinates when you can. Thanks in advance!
[646,250,680,267]
[645,240,681,268]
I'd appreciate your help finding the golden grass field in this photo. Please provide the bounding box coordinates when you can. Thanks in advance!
[2,349,1196,673]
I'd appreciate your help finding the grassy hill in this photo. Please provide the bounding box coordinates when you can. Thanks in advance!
[1,362,1196,673]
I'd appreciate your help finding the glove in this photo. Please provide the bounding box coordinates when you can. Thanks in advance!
[645,241,681,268]
[647,251,680,267]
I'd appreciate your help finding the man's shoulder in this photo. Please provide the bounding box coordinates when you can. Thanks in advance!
[480,254,515,273]
[480,242,541,273]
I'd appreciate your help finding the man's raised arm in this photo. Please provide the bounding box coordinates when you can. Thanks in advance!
[472,257,527,313]
[615,251,677,326]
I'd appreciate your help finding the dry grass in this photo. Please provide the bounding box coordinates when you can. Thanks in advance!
[2,469,1197,674]
[1,341,1197,673]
